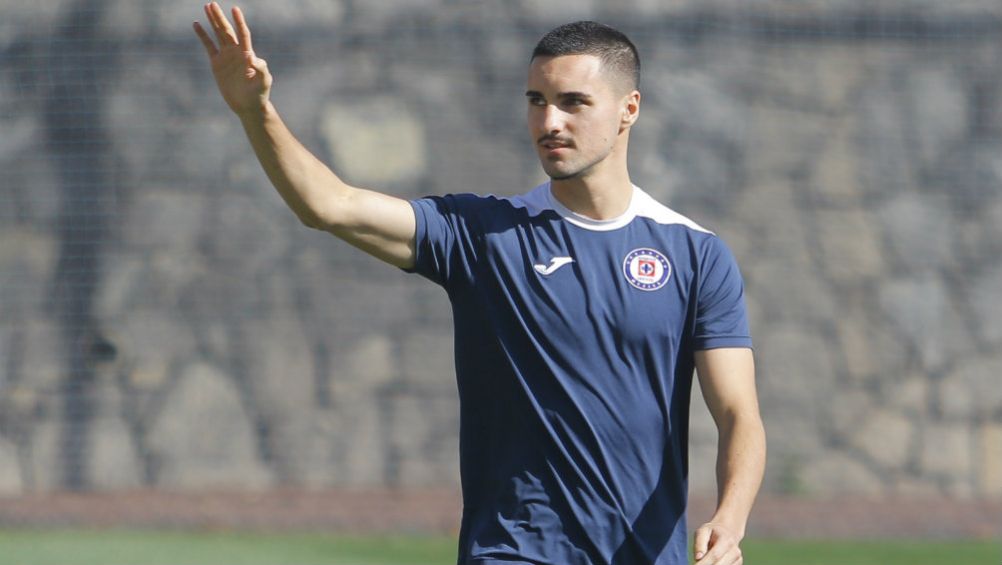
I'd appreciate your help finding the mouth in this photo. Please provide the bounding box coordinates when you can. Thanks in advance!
[539,138,573,154]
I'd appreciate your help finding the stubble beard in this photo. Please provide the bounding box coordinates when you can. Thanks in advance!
[542,148,610,182]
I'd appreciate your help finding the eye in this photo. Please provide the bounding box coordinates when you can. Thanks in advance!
[528,96,545,106]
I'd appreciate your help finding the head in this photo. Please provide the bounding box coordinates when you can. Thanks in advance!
[527,21,641,181]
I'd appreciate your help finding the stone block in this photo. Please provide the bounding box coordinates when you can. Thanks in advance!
[688,380,718,448]
[122,188,206,252]
[300,402,388,487]
[0,0,74,35]
[749,43,865,114]
[100,0,345,40]
[207,194,290,275]
[1,146,61,225]
[906,67,969,168]
[854,69,919,199]
[243,315,315,418]
[148,362,272,489]
[969,263,1002,347]
[886,374,930,417]
[385,393,459,487]
[940,356,1002,420]
[745,105,829,182]
[94,255,145,321]
[349,0,439,27]
[0,437,23,495]
[756,328,838,448]
[109,312,197,388]
[851,409,913,471]
[518,0,599,22]
[878,275,973,373]
[891,476,942,497]
[322,96,427,186]
[920,422,972,479]
[15,319,64,390]
[0,114,39,161]
[979,423,1002,496]
[198,0,345,32]
[810,116,865,205]
[813,208,885,283]
[335,334,398,400]
[238,314,317,475]
[879,193,956,273]
[744,258,838,327]
[821,386,875,441]
[27,420,62,491]
[836,304,910,384]
[730,181,813,263]
[687,443,718,496]
[0,229,58,310]
[88,416,142,490]
[800,449,884,496]
[400,331,456,390]
[688,382,722,495]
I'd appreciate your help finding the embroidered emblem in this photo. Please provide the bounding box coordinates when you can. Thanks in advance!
[623,248,671,291]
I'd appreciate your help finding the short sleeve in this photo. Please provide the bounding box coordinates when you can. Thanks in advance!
[406,193,485,291]
[693,236,753,350]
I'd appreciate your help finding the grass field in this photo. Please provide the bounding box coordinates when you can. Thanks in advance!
[0,530,998,565]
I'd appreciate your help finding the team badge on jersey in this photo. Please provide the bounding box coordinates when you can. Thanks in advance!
[623,248,672,291]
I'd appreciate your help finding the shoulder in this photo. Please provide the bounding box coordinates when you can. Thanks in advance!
[415,183,550,214]
[410,184,557,237]
[631,187,742,268]
[631,187,715,236]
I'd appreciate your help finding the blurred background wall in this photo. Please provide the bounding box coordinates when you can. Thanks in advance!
[0,0,1000,503]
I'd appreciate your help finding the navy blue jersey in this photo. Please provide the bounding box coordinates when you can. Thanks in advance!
[406,182,752,565]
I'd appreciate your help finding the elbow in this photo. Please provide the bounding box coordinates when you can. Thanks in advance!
[296,211,322,230]
[295,206,333,231]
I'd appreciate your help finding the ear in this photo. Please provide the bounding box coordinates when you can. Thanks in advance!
[620,90,641,130]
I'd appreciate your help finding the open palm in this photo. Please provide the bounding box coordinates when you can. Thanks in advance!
[194,3,272,116]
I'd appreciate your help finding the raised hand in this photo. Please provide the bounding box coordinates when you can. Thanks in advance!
[193,3,272,117]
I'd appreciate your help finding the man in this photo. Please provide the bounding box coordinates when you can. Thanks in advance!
[194,4,765,564]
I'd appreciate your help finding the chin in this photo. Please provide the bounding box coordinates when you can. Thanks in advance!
[540,162,579,181]
[548,171,581,181]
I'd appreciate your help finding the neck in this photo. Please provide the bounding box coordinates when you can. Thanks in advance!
[549,146,633,220]
[550,175,633,220]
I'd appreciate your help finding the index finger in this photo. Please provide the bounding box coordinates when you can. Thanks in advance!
[232,6,253,52]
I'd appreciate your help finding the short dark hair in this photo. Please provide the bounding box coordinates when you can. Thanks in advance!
[531,21,640,92]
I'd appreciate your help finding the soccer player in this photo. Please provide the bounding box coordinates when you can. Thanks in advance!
[194,4,766,564]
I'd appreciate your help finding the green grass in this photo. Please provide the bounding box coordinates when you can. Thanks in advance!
[0,530,997,565]
[0,531,453,565]
[741,539,1001,565]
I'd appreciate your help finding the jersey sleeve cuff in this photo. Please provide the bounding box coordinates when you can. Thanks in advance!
[693,336,753,351]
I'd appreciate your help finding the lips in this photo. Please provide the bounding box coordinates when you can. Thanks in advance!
[539,135,572,149]
[540,138,573,154]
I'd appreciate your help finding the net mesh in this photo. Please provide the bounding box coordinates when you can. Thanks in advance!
[1,1,1001,498]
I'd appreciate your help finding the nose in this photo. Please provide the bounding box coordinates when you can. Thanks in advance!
[542,104,564,135]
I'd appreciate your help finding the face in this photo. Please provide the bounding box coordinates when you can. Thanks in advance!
[526,54,638,181]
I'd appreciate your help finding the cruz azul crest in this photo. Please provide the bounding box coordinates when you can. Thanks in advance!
[623,248,671,291]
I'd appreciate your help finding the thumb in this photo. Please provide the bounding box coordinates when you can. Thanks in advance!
[245,55,269,80]
[693,524,712,561]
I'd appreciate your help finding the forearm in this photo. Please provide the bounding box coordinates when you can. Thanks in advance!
[710,411,766,537]
[238,101,350,229]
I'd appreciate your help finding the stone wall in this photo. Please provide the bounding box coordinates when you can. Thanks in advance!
[1,0,1000,498]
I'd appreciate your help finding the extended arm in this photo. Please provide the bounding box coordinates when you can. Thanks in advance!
[193,3,416,268]
[692,347,766,565]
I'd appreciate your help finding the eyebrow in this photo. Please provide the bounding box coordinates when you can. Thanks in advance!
[524,90,593,101]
